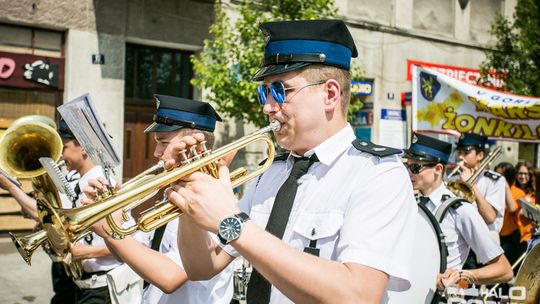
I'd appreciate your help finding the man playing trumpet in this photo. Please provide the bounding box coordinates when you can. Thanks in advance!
[166,19,417,303]
[84,95,234,304]
[454,133,506,236]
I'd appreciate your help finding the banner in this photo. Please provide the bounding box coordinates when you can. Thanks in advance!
[412,66,540,143]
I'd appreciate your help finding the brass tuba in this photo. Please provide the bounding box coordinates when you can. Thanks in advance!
[40,121,280,257]
[446,145,502,202]
[1,115,83,279]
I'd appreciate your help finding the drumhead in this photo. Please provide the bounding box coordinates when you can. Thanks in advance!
[386,204,447,304]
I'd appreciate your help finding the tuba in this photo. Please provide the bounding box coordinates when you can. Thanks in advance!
[446,145,502,202]
[39,121,280,257]
[1,115,83,279]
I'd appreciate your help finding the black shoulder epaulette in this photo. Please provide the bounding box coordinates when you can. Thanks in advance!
[259,152,289,166]
[351,139,401,157]
[484,170,502,181]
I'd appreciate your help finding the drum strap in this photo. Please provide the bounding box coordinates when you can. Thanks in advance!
[434,197,469,223]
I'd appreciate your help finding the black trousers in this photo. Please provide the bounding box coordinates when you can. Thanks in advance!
[50,261,78,304]
[75,286,110,304]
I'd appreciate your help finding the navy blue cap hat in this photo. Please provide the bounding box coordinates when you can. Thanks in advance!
[252,19,358,81]
[144,95,222,133]
[58,118,75,139]
[404,133,452,164]
[456,133,488,150]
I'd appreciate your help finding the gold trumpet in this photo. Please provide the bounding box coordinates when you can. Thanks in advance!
[40,121,280,256]
[446,145,502,202]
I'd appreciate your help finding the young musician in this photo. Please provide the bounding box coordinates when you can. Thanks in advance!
[403,133,512,290]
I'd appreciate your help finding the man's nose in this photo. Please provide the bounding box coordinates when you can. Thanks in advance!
[262,97,280,115]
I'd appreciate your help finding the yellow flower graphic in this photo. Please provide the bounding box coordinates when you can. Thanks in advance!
[417,90,465,127]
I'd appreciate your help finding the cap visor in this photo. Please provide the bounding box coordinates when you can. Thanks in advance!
[252,63,311,81]
[144,122,183,133]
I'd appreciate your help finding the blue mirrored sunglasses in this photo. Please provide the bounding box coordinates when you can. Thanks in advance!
[257,80,326,105]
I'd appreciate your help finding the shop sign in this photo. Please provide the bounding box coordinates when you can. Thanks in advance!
[0,51,64,90]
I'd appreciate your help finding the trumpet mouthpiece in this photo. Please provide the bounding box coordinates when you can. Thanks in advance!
[269,120,281,132]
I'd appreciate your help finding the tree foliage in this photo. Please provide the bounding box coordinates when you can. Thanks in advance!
[192,0,364,128]
[480,0,540,97]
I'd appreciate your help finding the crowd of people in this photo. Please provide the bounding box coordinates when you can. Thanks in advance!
[0,18,539,304]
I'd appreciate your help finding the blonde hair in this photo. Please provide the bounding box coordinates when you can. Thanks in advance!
[300,64,351,115]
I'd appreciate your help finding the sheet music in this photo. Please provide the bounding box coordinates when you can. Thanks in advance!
[518,198,540,225]
[39,157,77,202]
[57,93,121,171]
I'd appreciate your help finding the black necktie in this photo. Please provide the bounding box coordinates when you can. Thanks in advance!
[418,196,430,206]
[246,154,318,304]
[72,183,81,208]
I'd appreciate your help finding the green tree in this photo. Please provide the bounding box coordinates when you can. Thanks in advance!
[480,0,540,97]
[192,0,364,128]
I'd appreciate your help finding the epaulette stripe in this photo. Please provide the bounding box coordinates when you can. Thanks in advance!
[351,139,401,157]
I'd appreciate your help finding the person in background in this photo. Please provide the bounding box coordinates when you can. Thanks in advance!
[455,133,506,237]
[403,133,512,291]
[514,161,536,253]
[494,162,522,267]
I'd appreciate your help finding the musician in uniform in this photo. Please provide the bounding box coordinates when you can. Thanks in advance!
[167,19,417,303]
[86,95,234,304]
[58,121,126,304]
[0,119,80,303]
[403,133,512,290]
[455,133,506,235]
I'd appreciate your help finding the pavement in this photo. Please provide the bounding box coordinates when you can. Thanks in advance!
[0,235,53,304]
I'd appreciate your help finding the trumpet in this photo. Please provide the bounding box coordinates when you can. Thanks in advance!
[446,146,502,202]
[40,121,281,256]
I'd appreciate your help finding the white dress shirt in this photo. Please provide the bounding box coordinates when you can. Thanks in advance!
[422,184,503,269]
[475,170,506,232]
[75,165,122,273]
[221,124,417,303]
[142,218,234,304]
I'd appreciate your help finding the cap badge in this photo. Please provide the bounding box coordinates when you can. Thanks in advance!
[412,134,418,143]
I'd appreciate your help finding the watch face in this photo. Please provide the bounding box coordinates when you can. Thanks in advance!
[219,217,242,242]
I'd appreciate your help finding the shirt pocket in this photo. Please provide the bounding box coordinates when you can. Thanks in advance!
[293,211,344,260]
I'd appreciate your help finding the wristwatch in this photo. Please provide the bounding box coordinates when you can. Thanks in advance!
[218,212,250,245]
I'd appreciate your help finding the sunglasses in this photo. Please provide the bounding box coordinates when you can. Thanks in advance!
[405,163,437,174]
[257,80,326,105]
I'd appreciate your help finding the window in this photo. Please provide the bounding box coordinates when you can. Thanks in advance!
[0,24,63,57]
[125,44,193,103]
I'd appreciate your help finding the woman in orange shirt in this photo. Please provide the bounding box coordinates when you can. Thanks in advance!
[495,162,522,266]
[514,161,536,245]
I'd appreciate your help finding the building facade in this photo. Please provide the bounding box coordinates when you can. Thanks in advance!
[0,0,536,182]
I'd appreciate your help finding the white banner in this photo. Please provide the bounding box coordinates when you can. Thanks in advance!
[412,66,540,142]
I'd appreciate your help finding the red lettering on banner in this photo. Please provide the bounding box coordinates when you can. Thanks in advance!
[407,59,505,89]
[0,57,15,79]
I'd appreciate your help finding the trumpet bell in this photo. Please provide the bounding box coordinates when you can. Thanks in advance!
[9,230,48,265]
[446,180,476,202]
[0,115,62,179]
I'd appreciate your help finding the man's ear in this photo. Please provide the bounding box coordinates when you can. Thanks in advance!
[323,79,341,112]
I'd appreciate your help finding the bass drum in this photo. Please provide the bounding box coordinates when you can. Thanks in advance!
[513,241,540,304]
[386,203,447,304]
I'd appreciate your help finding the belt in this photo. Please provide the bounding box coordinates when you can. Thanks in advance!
[74,271,109,289]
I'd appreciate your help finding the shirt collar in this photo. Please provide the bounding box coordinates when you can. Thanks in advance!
[290,124,355,166]
[426,184,453,208]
